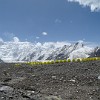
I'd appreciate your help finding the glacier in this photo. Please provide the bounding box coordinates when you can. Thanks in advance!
[0,37,96,62]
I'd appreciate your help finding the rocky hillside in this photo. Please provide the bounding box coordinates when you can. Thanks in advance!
[0,61,100,100]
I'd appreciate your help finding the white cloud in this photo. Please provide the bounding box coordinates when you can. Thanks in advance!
[36,37,40,39]
[68,0,100,12]
[42,32,48,36]
[55,19,62,23]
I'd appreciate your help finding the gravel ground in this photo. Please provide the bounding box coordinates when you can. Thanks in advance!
[0,61,100,100]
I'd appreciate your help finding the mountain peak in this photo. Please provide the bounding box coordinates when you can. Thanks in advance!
[13,37,20,43]
[0,40,97,62]
[75,40,84,47]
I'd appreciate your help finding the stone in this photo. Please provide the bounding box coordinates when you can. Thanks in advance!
[0,86,13,93]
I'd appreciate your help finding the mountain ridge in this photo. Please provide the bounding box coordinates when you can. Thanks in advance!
[0,38,99,62]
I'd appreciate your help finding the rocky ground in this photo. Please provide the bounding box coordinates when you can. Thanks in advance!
[0,61,100,100]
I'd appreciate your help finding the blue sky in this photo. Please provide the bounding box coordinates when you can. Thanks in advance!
[0,0,100,43]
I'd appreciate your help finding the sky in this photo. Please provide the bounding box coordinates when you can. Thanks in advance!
[0,0,100,43]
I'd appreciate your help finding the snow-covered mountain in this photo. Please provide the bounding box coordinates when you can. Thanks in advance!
[0,59,3,63]
[0,37,97,62]
[90,47,100,57]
